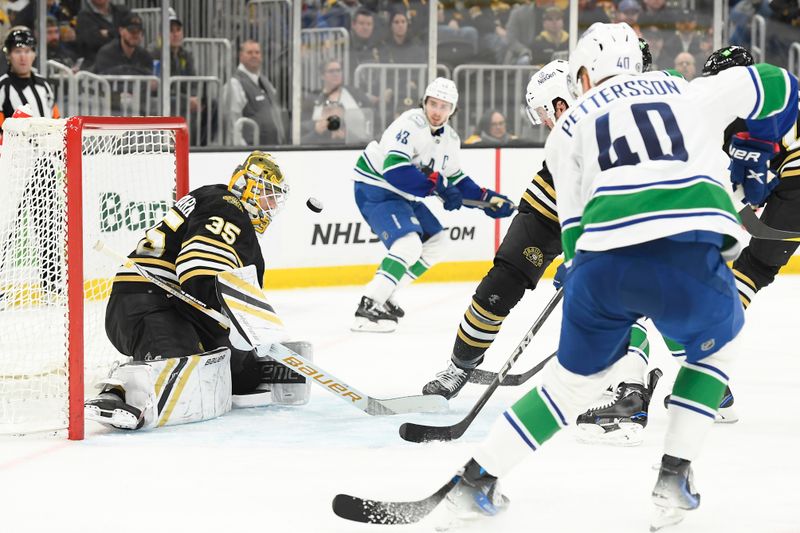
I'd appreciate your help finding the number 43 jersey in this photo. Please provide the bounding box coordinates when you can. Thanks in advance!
[111,184,265,308]
[545,66,798,264]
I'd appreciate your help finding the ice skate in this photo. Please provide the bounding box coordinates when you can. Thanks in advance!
[650,454,700,531]
[422,360,473,400]
[350,296,397,333]
[84,390,144,430]
[436,458,509,530]
[383,298,405,319]
[664,384,738,424]
[576,368,662,446]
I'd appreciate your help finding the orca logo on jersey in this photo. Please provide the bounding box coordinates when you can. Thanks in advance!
[700,338,716,351]
[281,355,363,402]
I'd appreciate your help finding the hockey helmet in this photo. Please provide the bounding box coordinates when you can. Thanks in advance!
[423,77,458,117]
[702,46,754,77]
[525,60,574,127]
[568,23,642,98]
[3,26,36,56]
[229,151,288,234]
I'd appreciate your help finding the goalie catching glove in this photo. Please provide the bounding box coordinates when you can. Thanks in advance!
[728,132,780,206]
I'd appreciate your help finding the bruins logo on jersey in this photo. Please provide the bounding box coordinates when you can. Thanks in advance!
[223,195,244,212]
[523,246,544,267]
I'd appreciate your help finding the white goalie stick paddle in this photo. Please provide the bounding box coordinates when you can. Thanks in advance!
[215,271,449,416]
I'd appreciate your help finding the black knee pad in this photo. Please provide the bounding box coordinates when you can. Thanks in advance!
[474,261,530,318]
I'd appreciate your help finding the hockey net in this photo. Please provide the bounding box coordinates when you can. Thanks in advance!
[0,117,188,439]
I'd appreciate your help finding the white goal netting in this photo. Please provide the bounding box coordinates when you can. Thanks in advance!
[0,117,182,436]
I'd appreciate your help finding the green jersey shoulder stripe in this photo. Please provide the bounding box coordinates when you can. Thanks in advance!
[749,64,793,120]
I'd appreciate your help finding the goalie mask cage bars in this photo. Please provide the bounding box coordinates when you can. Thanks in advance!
[0,116,189,440]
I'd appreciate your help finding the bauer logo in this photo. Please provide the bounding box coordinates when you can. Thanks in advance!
[281,355,363,402]
[99,193,170,232]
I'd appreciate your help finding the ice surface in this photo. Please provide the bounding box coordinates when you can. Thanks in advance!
[1,278,798,533]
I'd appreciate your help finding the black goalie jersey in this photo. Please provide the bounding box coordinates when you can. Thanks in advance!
[111,184,265,315]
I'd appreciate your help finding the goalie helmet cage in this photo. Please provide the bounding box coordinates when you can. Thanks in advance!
[0,116,189,440]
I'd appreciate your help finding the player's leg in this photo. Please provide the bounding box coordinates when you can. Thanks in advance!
[575,320,663,445]
[384,201,446,315]
[422,210,561,398]
[444,250,639,521]
[352,182,424,332]
[85,346,232,430]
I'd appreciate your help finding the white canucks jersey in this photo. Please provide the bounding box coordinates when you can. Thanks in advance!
[545,66,797,264]
[354,108,467,200]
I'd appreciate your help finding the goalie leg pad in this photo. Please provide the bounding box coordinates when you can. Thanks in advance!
[89,347,233,429]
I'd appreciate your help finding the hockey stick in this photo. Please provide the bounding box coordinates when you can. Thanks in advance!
[94,241,448,416]
[468,349,558,386]
[216,271,448,416]
[332,475,461,525]
[738,206,800,242]
[399,288,563,443]
[436,194,518,211]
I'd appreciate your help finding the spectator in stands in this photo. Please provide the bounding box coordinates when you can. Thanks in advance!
[75,0,131,69]
[223,39,287,146]
[6,0,34,29]
[437,2,479,67]
[46,16,78,70]
[0,27,60,137]
[150,9,198,111]
[318,0,361,29]
[465,109,518,145]
[578,0,612,31]
[462,0,518,63]
[531,7,569,65]
[614,0,643,35]
[350,8,380,78]
[93,12,152,75]
[662,9,705,63]
[379,9,425,64]
[506,0,538,63]
[673,51,696,80]
[392,95,417,120]
[303,58,372,144]
[638,0,678,30]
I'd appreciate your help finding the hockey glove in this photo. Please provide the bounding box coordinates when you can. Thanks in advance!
[728,132,780,206]
[552,262,568,290]
[481,189,515,219]
[433,174,463,211]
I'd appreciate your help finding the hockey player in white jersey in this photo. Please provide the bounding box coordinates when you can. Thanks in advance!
[351,77,514,332]
[424,23,798,531]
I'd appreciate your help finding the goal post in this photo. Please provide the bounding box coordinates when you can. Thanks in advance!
[0,116,189,440]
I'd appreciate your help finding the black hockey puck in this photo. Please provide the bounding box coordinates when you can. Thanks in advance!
[306,197,324,213]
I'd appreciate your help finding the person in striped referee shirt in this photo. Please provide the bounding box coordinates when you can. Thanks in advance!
[0,26,60,140]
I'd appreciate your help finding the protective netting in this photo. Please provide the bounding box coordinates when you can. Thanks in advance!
[0,118,179,435]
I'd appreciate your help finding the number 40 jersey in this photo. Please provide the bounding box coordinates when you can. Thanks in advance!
[546,66,797,265]
[111,184,265,310]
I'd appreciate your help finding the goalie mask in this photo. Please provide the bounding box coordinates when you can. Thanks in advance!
[229,151,288,234]
[525,60,574,127]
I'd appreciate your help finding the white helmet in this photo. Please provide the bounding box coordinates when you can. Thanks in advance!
[525,60,574,126]
[423,77,458,116]
[568,23,642,99]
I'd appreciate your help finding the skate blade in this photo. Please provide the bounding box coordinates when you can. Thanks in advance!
[575,422,643,447]
[650,506,686,531]
[84,405,140,430]
[715,407,739,424]
[350,317,397,333]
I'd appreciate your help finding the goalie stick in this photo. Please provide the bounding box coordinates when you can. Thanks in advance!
[399,288,563,443]
[94,241,448,416]
[332,475,461,525]
[468,349,558,386]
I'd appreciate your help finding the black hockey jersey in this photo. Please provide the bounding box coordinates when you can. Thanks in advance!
[518,161,559,228]
[111,184,265,313]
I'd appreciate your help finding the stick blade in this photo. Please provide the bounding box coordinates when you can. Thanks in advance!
[369,394,449,416]
[332,477,459,525]
[398,420,463,443]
